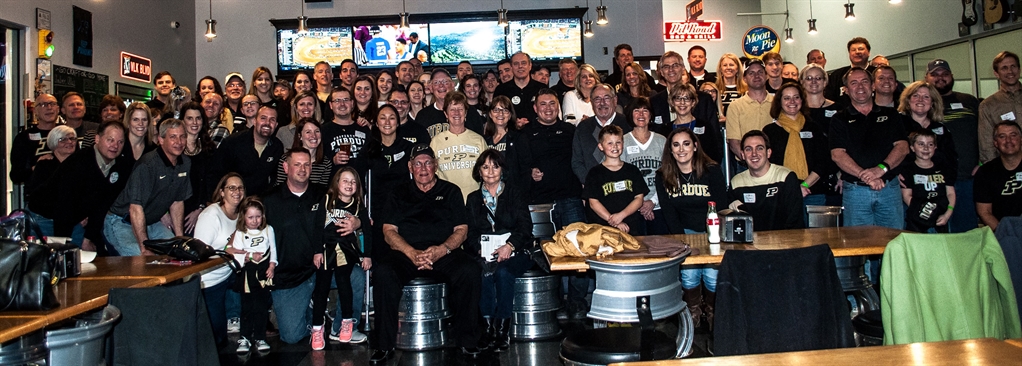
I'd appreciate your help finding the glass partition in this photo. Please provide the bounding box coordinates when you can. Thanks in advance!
[974,29,1022,98]
[912,42,973,95]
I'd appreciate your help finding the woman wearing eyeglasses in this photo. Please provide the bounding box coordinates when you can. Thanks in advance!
[194,172,247,348]
[670,83,724,164]
[484,96,532,189]
[26,125,77,198]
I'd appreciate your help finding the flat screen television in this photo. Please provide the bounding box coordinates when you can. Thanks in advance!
[354,24,429,67]
[506,18,583,62]
[428,21,507,65]
[277,27,353,71]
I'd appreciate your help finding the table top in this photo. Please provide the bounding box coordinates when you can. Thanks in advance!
[1006,338,1022,349]
[547,226,905,272]
[70,255,227,286]
[610,338,1022,366]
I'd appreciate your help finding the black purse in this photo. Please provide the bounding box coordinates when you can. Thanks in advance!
[143,236,241,273]
[0,210,60,311]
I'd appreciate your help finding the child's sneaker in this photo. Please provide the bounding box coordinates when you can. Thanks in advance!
[338,319,354,343]
[349,330,367,343]
[254,339,271,352]
[227,317,241,333]
[311,326,326,350]
[236,337,251,353]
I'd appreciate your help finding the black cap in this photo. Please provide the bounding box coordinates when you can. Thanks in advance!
[409,143,435,159]
[926,59,951,74]
[744,58,765,70]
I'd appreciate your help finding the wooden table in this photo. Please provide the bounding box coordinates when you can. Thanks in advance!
[610,338,1022,365]
[0,256,225,343]
[546,226,905,272]
[1006,338,1022,349]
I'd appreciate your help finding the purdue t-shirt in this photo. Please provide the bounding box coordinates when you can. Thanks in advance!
[621,132,666,210]
[900,162,951,228]
[974,157,1022,221]
[728,164,805,231]
[583,163,649,234]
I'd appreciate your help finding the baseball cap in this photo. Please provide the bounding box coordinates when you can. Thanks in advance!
[225,72,244,85]
[409,143,435,159]
[926,59,951,74]
[744,58,765,70]
[430,67,452,79]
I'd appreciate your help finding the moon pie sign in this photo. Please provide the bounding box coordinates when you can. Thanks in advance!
[742,26,780,59]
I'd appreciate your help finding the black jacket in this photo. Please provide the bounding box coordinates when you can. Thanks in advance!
[263,183,326,289]
[213,131,284,196]
[464,183,534,256]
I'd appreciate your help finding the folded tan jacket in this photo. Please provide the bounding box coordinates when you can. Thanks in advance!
[543,222,641,257]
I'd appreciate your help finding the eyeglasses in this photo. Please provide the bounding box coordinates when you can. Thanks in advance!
[672,96,694,104]
[36,102,58,108]
[224,185,245,192]
[242,101,260,107]
[57,136,77,143]
[491,107,510,114]
[226,82,244,88]
[592,96,614,104]
[803,76,825,82]
[388,100,409,105]
[330,98,353,104]
[661,63,684,70]
[412,161,435,168]
[432,80,452,86]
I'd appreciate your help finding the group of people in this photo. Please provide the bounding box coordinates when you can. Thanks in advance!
[9,33,1022,363]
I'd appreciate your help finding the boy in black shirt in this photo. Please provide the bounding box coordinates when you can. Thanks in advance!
[584,125,649,235]
[900,130,955,233]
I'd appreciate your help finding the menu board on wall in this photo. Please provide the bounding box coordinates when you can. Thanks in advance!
[52,64,108,120]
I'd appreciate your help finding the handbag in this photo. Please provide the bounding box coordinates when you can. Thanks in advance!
[0,210,60,311]
[143,236,241,273]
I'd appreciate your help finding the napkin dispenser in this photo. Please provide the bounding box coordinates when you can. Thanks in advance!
[52,245,82,279]
[718,209,753,243]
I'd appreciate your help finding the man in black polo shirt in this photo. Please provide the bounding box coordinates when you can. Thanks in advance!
[925,59,982,233]
[104,119,191,256]
[214,106,284,196]
[494,52,547,127]
[263,148,325,345]
[370,144,482,362]
[975,122,1022,231]
[830,67,909,229]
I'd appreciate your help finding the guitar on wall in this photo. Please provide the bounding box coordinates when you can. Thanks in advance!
[963,0,979,26]
[984,0,1010,24]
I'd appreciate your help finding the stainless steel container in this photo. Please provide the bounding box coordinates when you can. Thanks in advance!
[806,205,843,228]
[395,280,450,350]
[586,256,685,322]
[511,270,561,340]
[528,204,556,239]
[835,256,880,318]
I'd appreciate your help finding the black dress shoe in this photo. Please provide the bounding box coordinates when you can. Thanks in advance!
[370,349,394,363]
[460,346,483,358]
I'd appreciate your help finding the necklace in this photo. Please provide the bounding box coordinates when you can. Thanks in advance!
[680,171,693,184]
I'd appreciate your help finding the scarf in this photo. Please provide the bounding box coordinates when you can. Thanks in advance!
[777,113,808,179]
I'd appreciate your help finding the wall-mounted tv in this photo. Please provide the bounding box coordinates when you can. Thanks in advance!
[354,24,429,67]
[277,27,353,71]
[428,21,507,65]
[506,18,582,62]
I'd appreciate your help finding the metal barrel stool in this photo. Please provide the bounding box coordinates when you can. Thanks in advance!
[395,277,451,351]
[560,256,694,365]
[511,269,561,341]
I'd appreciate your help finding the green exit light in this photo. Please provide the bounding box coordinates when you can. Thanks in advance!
[44,45,54,58]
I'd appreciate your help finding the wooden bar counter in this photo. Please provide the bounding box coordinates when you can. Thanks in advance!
[610,338,1022,365]
[70,255,227,286]
[546,226,905,272]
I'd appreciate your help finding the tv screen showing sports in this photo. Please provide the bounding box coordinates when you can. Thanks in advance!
[277,27,353,71]
[506,18,582,61]
[428,21,507,64]
[354,24,429,67]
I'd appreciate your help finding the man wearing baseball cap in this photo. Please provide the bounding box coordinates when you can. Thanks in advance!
[224,72,246,120]
[925,59,981,233]
[725,58,773,159]
[370,143,483,361]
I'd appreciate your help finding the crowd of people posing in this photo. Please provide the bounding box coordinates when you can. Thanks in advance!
[9,35,1022,362]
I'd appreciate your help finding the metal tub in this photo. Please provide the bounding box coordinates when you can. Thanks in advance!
[586,256,685,322]
[511,271,561,340]
[395,280,451,351]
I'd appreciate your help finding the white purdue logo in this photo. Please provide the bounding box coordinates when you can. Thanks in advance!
[765,187,779,197]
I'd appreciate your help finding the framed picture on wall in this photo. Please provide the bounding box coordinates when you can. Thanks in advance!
[36,58,52,97]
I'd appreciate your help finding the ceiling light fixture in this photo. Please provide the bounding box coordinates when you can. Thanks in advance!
[807,0,817,34]
[205,0,216,41]
[297,0,309,34]
[845,1,856,20]
[497,0,509,28]
[584,0,594,37]
[596,1,608,25]
[399,0,409,29]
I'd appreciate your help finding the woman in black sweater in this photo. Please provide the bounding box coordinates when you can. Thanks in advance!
[465,149,534,352]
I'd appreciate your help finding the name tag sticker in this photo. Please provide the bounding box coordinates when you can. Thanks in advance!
[1016,172,1022,181]
[799,131,813,138]
[825,110,837,118]
[626,146,640,154]
[1002,112,1016,121]
[693,126,705,134]
[914,174,928,184]
[950,103,964,110]
[613,181,628,192]
[743,193,756,203]
[654,116,663,124]
[178,172,187,177]
[933,127,944,135]
[29,133,41,141]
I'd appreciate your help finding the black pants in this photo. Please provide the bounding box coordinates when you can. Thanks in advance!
[240,287,272,341]
[371,249,482,349]
[905,219,950,233]
[311,265,356,326]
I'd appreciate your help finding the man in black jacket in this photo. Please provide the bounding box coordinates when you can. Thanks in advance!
[214,106,284,196]
[29,121,132,252]
[264,148,325,345]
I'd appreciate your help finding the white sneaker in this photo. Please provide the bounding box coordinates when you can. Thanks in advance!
[349,330,368,344]
[236,337,251,353]
[227,317,241,333]
[254,339,271,352]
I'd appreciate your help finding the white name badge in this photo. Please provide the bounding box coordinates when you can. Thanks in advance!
[914,174,928,184]
[29,133,41,141]
[932,127,944,135]
[1002,112,1016,121]
[743,193,756,203]
[654,116,663,124]
[799,131,813,139]
[626,146,640,154]
[613,180,628,192]
[480,232,512,262]
[950,103,964,110]
[1016,172,1022,181]
[693,126,705,134]
[825,110,837,118]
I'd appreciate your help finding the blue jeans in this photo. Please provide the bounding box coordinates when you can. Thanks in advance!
[551,198,592,310]
[842,180,903,283]
[103,213,175,256]
[270,275,316,344]
[480,254,534,319]
[226,289,240,320]
[949,178,977,233]
[679,229,718,292]
[328,265,365,335]
[202,276,231,345]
